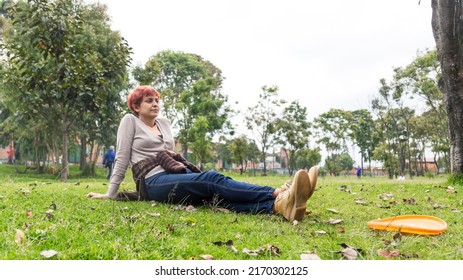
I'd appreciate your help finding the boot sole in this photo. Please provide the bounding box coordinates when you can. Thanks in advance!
[289,170,311,221]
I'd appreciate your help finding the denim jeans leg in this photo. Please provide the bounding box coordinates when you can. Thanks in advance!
[145,170,275,214]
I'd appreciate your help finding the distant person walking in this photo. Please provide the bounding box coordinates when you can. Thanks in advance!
[356,166,361,178]
[6,144,14,164]
[103,146,115,179]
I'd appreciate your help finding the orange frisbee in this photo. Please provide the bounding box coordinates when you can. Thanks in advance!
[367,215,447,235]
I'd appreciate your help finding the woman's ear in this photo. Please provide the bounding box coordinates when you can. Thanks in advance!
[133,104,140,113]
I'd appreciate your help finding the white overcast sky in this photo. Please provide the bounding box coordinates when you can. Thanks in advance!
[88,0,435,128]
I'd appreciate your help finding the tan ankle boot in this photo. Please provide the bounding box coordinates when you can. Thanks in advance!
[274,169,311,222]
[280,166,318,195]
[307,166,318,199]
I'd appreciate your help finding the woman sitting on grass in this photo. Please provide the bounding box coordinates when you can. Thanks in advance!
[87,85,318,222]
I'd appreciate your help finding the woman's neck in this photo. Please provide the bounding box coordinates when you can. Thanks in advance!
[139,116,155,127]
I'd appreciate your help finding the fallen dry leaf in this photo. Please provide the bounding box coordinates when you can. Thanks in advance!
[292,220,299,226]
[213,240,234,246]
[40,250,58,259]
[213,207,230,213]
[173,204,197,212]
[242,248,263,257]
[22,189,30,196]
[146,212,161,217]
[355,199,367,205]
[242,244,280,257]
[300,253,321,260]
[393,231,402,242]
[267,244,281,256]
[379,192,394,201]
[341,247,358,260]
[166,224,175,232]
[325,218,343,225]
[337,227,345,233]
[185,205,197,212]
[402,198,417,205]
[327,208,339,213]
[228,244,239,253]
[432,203,448,209]
[14,229,25,245]
[199,254,214,260]
[378,249,400,258]
[212,240,238,253]
[451,209,461,213]
[338,185,352,193]
[26,210,33,218]
[45,209,54,219]
[338,243,363,260]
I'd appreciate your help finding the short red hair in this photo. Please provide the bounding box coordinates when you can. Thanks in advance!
[127,86,161,114]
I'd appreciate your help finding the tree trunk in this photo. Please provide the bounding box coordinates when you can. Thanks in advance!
[61,113,69,182]
[261,148,267,176]
[432,0,463,175]
[80,137,87,170]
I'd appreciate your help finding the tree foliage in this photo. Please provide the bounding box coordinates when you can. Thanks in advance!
[245,85,285,176]
[275,100,312,175]
[0,0,131,180]
[133,50,233,157]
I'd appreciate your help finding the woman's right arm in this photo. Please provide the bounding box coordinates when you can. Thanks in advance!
[106,114,136,198]
[88,114,135,200]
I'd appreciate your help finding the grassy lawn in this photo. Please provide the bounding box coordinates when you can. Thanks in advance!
[0,164,461,260]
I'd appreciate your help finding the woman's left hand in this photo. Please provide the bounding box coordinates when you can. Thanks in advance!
[86,192,109,199]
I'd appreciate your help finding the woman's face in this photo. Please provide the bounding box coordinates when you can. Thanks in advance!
[134,94,160,119]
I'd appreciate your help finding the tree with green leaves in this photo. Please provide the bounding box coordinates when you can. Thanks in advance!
[1,0,131,180]
[397,49,449,172]
[133,50,233,158]
[247,139,260,176]
[245,85,285,176]
[314,108,351,176]
[229,135,249,174]
[325,152,354,176]
[73,3,131,174]
[294,147,321,170]
[372,77,416,178]
[275,100,311,175]
[214,136,232,171]
[348,109,379,176]
[189,116,212,170]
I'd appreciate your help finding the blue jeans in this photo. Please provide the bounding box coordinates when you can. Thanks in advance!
[145,170,275,214]
[106,162,114,180]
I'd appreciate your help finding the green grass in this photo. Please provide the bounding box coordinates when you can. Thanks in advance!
[0,164,462,260]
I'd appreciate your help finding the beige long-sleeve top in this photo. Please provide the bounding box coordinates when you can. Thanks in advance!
[106,113,175,199]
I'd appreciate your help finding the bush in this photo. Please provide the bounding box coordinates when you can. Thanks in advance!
[81,162,96,176]
[203,162,216,171]
[448,173,463,186]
